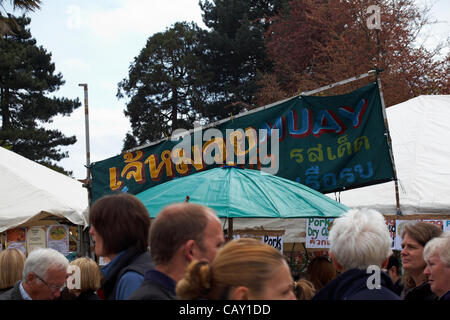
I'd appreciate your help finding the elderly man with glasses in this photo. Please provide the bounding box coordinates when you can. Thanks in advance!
[0,248,69,300]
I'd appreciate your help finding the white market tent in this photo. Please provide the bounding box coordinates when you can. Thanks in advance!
[0,147,89,233]
[227,95,450,242]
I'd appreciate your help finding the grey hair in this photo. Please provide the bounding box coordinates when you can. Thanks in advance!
[22,248,69,280]
[423,232,450,267]
[329,208,392,270]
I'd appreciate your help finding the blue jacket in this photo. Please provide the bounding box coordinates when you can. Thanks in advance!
[312,268,401,300]
[128,269,177,300]
[101,247,154,300]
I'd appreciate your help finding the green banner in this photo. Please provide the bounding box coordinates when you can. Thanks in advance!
[90,82,394,202]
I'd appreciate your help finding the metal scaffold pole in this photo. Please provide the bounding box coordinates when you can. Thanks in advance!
[301,70,376,96]
[374,72,402,215]
[78,83,93,256]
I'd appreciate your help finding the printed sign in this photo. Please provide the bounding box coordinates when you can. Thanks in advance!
[305,218,334,248]
[26,226,47,254]
[47,225,69,257]
[263,235,283,252]
[419,219,444,229]
[6,228,26,254]
[385,218,397,249]
[232,231,285,252]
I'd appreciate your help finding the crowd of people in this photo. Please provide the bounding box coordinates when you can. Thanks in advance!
[0,193,449,301]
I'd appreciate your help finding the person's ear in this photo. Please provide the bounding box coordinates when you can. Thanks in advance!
[183,240,195,262]
[24,272,36,286]
[231,286,250,300]
[329,252,344,272]
[381,258,389,270]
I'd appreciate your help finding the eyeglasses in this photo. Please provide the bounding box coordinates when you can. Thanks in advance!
[34,273,64,292]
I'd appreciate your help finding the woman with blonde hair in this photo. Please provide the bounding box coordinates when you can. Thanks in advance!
[176,238,296,300]
[0,248,26,294]
[65,257,102,300]
[295,278,316,300]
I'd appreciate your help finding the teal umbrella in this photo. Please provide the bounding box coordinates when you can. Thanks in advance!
[136,166,348,218]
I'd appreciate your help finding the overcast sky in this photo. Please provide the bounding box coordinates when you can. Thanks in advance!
[6,0,450,179]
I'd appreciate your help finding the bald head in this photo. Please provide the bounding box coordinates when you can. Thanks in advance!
[150,203,222,265]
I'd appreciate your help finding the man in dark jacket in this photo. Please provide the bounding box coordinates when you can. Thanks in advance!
[128,203,225,300]
[312,209,400,300]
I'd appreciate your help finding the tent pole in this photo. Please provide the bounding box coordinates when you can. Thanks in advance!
[78,83,91,191]
[227,217,233,240]
[77,225,81,257]
[301,70,376,96]
[79,83,93,256]
[375,71,402,215]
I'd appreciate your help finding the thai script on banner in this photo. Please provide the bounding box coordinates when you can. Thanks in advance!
[90,83,394,202]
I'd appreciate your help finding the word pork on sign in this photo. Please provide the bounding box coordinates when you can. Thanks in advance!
[263,235,283,252]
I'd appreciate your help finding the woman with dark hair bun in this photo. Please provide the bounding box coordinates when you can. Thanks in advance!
[89,193,153,300]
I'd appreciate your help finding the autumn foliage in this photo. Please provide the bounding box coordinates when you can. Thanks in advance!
[257,0,449,107]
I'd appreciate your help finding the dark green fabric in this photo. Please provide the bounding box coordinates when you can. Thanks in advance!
[91,82,393,203]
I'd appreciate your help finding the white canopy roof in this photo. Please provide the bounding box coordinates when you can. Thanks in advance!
[0,147,89,232]
[334,95,450,215]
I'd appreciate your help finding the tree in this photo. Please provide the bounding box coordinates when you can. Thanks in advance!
[0,15,80,175]
[117,22,211,148]
[259,0,449,107]
[0,0,41,36]
[198,0,288,120]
